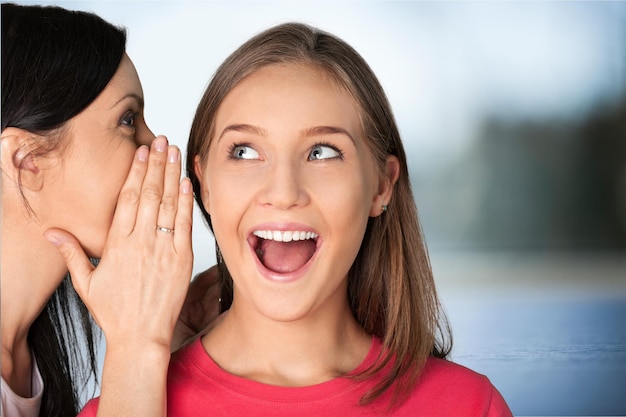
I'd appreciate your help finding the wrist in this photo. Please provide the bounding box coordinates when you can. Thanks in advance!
[104,339,171,365]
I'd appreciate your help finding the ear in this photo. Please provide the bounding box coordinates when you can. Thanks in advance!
[1,127,45,191]
[369,155,400,217]
[193,155,210,214]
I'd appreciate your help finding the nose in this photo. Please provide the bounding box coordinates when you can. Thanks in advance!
[136,121,156,147]
[257,159,309,210]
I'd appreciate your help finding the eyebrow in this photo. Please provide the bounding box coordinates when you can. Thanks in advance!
[218,124,355,144]
[111,93,145,110]
[302,126,356,145]
[218,124,267,142]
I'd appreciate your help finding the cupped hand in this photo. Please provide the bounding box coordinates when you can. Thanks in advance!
[44,136,193,351]
[171,265,221,350]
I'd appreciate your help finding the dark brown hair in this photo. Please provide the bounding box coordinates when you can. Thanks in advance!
[186,22,452,408]
[2,3,126,415]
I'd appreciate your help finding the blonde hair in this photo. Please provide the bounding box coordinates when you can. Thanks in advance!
[186,22,451,408]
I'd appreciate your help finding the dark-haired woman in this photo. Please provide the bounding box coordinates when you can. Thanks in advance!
[1,3,215,416]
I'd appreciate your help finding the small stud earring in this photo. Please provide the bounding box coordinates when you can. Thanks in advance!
[381,204,388,213]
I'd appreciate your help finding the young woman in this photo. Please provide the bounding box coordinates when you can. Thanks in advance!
[83,22,512,416]
[1,4,216,416]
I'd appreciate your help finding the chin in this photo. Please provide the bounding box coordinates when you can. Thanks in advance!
[252,297,317,323]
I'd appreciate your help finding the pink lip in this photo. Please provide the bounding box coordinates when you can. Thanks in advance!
[246,222,321,283]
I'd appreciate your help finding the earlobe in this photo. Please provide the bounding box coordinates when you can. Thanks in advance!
[369,155,400,217]
[1,127,44,191]
[194,155,210,214]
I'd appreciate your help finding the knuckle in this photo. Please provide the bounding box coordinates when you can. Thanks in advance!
[58,244,76,265]
[149,153,167,167]
[142,186,162,202]
[118,188,141,206]
[160,195,177,212]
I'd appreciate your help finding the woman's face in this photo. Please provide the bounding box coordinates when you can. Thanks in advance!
[196,63,389,322]
[38,54,154,257]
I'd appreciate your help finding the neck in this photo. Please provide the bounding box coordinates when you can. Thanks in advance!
[203,297,371,387]
[1,203,68,387]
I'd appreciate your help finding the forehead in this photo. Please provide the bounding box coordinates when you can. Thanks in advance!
[97,54,143,104]
[217,63,360,124]
[61,54,144,144]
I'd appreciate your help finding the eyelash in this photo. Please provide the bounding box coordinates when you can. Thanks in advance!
[310,141,344,160]
[226,142,344,161]
[120,111,138,128]
[226,142,255,161]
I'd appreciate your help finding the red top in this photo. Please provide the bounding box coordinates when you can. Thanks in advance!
[81,336,513,416]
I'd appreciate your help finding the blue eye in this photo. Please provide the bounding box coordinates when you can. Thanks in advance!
[308,144,342,161]
[230,144,260,160]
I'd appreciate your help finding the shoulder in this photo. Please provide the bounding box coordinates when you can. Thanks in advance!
[1,358,44,417]
[401,357,513,417]
[421,356,492,389]
[365,339,512,416]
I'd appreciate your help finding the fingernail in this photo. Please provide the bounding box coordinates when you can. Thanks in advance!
[43,231,61,247]
[168,146,180,163]
[181,178,192,194]
[137,146,149,162]
[154,136,167,153]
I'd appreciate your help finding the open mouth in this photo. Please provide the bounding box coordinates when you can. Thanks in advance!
[250,229,319,274]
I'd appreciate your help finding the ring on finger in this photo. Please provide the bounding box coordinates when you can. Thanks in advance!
[156,225,174,233]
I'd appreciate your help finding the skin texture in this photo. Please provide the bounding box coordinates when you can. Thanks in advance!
[2,54,152,394]
[195,63,399,387]
[2,54,196,416]
[36,55,156,256]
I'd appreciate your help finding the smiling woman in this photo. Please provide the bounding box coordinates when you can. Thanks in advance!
[80,22,514,416]
[200,63,382,303]
[175,22,511,415]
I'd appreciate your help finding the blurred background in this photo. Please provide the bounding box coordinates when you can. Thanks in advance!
[14,1,626,415]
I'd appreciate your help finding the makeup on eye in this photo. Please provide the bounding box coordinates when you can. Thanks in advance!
[308,142,343,161]
[119,110,138,128]
[226,141,344,162]
[114,94,144,129]
[228,143,259,160]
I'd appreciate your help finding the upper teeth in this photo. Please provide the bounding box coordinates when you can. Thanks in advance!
[253,230,318,242]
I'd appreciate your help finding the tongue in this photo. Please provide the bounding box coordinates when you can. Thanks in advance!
[257,239,316,274]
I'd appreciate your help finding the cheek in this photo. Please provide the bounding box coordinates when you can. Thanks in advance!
[328,190,371,244]
[86,172,128,253]
[314,169,374,217]
[86,149,135,253]
[206,172,253,238]
[104,150,135,214]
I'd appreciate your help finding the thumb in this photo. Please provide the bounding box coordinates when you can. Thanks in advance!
[43,228,95,298]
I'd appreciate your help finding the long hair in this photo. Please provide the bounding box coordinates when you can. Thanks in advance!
[2,4,126,415]
[186,22,452,408]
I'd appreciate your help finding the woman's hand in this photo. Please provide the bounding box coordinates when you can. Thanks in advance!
[172,265,221,350]
[45,136,193,349]
[44,136,192,416]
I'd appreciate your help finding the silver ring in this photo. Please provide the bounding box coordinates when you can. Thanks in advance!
[156,225,174,233]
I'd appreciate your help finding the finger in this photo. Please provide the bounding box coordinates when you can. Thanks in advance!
[173,176,194,253]
[108,146,149,238]
[43,229,95,299]
[155,145,181,235]
[136,136,169,235]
